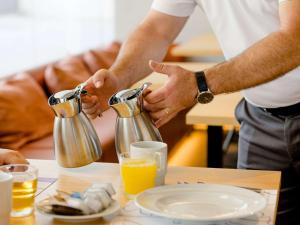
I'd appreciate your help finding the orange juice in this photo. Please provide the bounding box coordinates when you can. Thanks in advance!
[121,159,157,196]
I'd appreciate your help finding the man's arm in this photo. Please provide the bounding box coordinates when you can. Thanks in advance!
[110,10,188,88]
[145,0,300,127]
[206,0,300,94]
[82,10,188,118]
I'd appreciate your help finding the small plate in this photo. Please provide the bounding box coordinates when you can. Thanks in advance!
[135,184,266,223]
[36,200,120,223]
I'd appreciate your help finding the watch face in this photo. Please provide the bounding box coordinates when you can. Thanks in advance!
[197,92,214,104]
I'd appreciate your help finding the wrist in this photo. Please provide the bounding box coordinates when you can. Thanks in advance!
[109,67,131,90]
[203,68,218,95]
[194,71,214,104]
[191,72,199,100]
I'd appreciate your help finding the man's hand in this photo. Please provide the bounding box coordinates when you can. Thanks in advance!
[0,149,28,165]
[144,60,198,128]
[82,69,121,119]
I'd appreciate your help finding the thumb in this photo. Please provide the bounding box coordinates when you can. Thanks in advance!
[92,69,108,88]
[149,60,176,77]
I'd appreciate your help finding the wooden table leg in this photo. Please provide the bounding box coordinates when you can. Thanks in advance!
[207,126,223,168]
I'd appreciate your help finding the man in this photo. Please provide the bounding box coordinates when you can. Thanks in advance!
[0,149,28,165]
[83,0,300,224]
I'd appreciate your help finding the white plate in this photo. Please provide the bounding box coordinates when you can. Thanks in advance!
[135,184,266,223]
[36,200,120,223]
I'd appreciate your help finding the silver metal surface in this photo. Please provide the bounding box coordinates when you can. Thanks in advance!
[109,83,162,158]
[108,82,151,118]
[48,85,102,168]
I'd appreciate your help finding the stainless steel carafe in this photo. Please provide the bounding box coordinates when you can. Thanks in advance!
[109,83,163,158]
[48,85,102,168]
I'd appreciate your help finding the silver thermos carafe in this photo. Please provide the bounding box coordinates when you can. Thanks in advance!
[48,84,102,168]
[109,83,163,158]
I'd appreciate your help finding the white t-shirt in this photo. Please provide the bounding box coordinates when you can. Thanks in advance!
[152,0,300,108]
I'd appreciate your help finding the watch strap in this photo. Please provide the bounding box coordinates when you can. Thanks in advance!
[195,71,208,92]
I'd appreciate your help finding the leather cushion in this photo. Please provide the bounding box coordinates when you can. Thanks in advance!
[83,50,110,74]
[0,73,54,149]
[45,56,91,94]
[83,41,121,74]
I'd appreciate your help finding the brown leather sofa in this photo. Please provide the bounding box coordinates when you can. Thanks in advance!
[0,42,190,163]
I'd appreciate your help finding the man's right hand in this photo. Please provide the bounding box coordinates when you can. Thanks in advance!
[82,69,121,119]
[0,149,28,165]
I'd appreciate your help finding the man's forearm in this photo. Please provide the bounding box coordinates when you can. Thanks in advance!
[206,30,300,95]
[110,26,170,89]
[108,11,187,89]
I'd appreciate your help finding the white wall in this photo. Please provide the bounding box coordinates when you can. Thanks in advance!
[0,0,115,76]
[0,0,213,76]
[18,0,114,19]
[0,0,17,13]
[114,0,212,43]
[18,0,115,51]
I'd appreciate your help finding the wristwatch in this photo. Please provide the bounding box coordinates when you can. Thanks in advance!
[195,71,214,104]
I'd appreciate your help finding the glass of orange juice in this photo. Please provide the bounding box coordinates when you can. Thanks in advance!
[120,152,158,199]
[0,164,38,217]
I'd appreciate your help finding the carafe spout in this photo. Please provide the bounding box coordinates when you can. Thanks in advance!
[48,90,81,118]
[108,83,152,118]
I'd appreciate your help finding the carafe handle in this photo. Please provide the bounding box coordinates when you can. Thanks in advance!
[140,82,152,93]
[138,82,152,112]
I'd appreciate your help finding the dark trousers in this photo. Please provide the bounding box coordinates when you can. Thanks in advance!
[235,99,300,225]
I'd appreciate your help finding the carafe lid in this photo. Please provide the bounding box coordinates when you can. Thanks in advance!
[109,82,151,105]
[109,82,151,118]
[110,89,140,104]
[48,82,87,118]
[49,82,87,106]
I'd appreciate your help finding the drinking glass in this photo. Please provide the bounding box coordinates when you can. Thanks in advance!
[0,172,12,225]
[130,141,167,186]
[119,152,158,199]
[0,164,38,217]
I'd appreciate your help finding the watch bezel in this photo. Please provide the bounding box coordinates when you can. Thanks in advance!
[197,91,214,104]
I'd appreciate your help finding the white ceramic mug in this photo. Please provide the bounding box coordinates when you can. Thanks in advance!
[0,171,13,225]
[130,141,167,186]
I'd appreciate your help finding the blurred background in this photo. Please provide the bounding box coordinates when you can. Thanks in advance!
[0,0,237,169]
[0,0,211,77]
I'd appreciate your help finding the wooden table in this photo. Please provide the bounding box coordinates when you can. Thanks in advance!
[186,93,243,168]
[186,93,242,126]
[11,159,281,225]
[171,33,223,57]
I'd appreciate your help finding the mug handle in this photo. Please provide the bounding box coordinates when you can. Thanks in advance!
[154,152,164,173]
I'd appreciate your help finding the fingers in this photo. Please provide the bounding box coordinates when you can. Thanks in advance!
[82,70,109,118]
[7,152,29,165]
[142,88,152,97]
[82,95,102,119]
[149,107,172,120]
[0,149,28,165]
[92,69,109,88]
[81,69,114,118]
[84,69,109,91]
[84,102,101,116]
[144,87,166,104]
[82,95,97,108]
[155,111,177,128]
[144,100,166,112]
[147,60,184,104]
[149,109,177,128]
[149,60,178,76]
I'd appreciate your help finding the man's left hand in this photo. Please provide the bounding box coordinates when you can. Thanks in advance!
[144,60,198,128]
[0,149,28,165]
